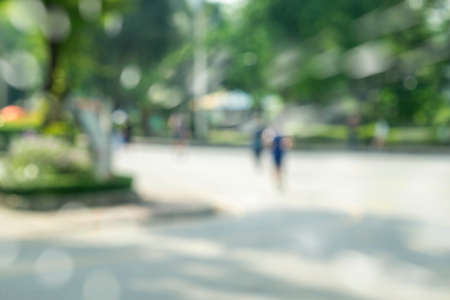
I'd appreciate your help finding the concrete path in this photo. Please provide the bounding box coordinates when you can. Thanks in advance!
[115,144,450,224]
[1,145,449,300]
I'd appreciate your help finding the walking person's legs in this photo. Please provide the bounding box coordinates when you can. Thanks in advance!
[253,147,263,168]
[273,151,284,190]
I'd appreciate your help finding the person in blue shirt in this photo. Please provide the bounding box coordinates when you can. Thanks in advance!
[265,126,293,189]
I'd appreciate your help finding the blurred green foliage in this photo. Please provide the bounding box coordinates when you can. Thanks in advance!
[6,136,90,174]
[0,0,448,142]
[215,0,450,127]
[0,136,132,194]
[0,136,89,189]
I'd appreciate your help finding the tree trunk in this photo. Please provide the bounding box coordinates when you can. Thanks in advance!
[44,41,60,93]
[43,40,68,127]
[76,101,113,181]
[42,0,69,126]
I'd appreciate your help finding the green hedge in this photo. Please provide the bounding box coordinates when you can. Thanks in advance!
[0,174,133,195]
[208,125,449,146]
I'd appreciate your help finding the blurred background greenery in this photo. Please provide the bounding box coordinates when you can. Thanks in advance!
[0,0,449,194]
[0,0,449,140]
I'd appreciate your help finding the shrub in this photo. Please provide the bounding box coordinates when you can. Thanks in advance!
[0,136,91,187]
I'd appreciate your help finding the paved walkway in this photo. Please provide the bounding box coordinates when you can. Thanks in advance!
[1,145,449,300]
[115,144,450,224]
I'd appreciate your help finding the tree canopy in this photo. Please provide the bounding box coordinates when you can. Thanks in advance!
[0,0,449,128]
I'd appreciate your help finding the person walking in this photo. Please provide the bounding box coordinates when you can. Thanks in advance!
[169,112,189,157]
[265,126,293,190]
[252,124,265,168]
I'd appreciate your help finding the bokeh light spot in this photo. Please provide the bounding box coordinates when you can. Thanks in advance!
[35,249,74,288]
[120,65,141,89]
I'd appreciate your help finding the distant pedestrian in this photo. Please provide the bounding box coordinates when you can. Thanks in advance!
[264,127,293,189]
[124,119,133,144]
[347,113,360,149]
[111,109,128,148]
[373,119,390,149]
[252,124,265,168]
[169,112,189,157]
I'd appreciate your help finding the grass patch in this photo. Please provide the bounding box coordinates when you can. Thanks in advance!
[208,129,248,145]
[208,125,449,146]
[388,127,435,144]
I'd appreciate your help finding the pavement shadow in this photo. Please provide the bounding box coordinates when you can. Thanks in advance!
[0,189,219,227]
[2,208,450,299]
[150,209,450,287]
[0,237,370,300]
